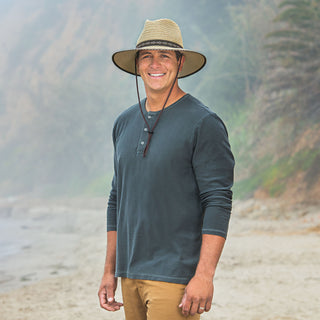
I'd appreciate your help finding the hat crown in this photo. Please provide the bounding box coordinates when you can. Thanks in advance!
[136,19,184,49]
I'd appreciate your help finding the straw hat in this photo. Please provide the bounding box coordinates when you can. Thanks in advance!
[112,19,206,78]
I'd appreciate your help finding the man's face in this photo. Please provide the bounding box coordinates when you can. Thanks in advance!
[137,50,184,95]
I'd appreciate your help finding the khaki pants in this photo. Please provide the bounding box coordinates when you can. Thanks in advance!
[121,278,200,320]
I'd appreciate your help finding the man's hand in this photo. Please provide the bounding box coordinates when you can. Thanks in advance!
[179,275,213,317]
[98,274,123,312]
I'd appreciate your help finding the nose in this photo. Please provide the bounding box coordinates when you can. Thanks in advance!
[150,56,161,69]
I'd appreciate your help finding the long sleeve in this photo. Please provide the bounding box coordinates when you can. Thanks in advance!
[106,125,118,232]
[107,175,117,231]
[192,113,235,239]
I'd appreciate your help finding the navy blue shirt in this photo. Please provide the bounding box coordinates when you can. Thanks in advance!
[107,94,234,284]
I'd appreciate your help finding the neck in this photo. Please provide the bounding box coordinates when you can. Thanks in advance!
[146,87,186,112]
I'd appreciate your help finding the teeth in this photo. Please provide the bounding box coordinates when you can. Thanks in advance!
[150,73,165,77]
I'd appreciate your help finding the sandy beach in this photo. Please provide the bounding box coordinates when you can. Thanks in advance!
[0,197,319,320]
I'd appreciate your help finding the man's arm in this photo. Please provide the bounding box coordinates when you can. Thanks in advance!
[98,231,123,311]
[181,113,233,316]
[179,234,225,316]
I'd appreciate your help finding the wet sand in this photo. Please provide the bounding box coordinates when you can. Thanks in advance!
[0,198,319,320]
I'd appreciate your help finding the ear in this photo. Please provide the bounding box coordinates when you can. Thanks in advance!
[179,55,186,72]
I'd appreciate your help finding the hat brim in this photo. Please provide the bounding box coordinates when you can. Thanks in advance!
[112,47,206,79]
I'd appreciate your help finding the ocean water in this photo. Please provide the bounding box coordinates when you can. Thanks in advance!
[0,218,31,260]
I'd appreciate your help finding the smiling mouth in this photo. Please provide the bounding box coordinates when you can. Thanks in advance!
[149,73,165,77]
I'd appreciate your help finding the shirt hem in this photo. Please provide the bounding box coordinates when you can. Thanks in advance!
[115,271,191,285]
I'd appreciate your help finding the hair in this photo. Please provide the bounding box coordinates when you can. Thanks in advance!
[135,50,183,62]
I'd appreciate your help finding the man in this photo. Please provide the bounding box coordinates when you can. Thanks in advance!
[98,19,234,319]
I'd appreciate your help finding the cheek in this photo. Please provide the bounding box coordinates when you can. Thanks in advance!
[136,60,143,71]
[137,62,148,75]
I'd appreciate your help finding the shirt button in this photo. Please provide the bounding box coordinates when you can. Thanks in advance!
[144,128,148,132]
[141,141,145,145]
[148,115,152,119]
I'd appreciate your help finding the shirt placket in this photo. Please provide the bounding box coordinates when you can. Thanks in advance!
[137,112,157,155]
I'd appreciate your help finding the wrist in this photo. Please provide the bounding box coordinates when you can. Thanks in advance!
[104,264,116,276]
[194,266,215,281]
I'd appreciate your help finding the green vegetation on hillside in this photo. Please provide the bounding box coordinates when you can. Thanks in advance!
[264,0,320,122]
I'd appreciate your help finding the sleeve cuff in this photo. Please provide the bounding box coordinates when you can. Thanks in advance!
[201,205,231,239]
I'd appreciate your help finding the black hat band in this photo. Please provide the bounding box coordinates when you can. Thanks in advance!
[136,40,183,49]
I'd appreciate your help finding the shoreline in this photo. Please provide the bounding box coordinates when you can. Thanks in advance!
[0,197,319,319]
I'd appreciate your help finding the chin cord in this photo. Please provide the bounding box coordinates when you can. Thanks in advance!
[135,56,182,157]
